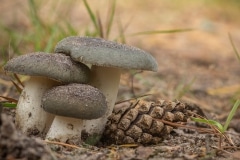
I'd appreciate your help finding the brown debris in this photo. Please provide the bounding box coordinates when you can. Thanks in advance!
[0,113,53,160]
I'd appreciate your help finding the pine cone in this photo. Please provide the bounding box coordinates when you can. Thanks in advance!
[102,99,199,145]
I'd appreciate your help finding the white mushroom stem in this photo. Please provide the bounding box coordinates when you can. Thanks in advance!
[45,116,83,142]
[83,66,121,138]
[16,76,58,135]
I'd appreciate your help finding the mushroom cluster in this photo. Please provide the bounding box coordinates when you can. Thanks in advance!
[3,36,158,144]
[3,53,91,136]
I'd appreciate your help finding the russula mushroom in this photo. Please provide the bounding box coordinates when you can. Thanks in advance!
[42,83,107,143]
[54,36,158,142]
[3,53,90,135]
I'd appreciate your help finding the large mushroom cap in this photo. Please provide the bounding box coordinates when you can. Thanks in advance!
[42,83,107,119]
[3,52,90,84]
[54,36,158,71]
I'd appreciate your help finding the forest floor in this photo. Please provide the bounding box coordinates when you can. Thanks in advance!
[1,1,240,159]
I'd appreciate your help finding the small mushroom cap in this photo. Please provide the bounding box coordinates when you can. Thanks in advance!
[3,53,90,84]
[42,83,107,119]
[54,36,158,71]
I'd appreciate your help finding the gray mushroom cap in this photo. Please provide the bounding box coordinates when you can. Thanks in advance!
[3,52,90,84]
[54,36,158,71]
[41,83,107,119]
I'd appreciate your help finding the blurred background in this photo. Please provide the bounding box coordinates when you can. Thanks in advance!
[1,0,240,56]
[1,0,240,114]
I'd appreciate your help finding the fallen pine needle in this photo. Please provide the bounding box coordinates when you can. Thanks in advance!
[158,119,216,134]
[119,144,138,147]
[107,143,138,150]
[212,146,232,155]
[44,140,82,150]
[0,96,18,103]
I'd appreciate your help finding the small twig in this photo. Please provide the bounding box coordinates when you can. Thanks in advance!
[115,94,152,105]
[10,79,22,93]
[107,144,138,151]
[44,140,82,150]
[119,144,138,148]
[219,135,222,149]
[0,96,18,103]
[212,145,233,155]
[225,130,240,136]
[157,119,216,134]
[223,134,235,147]
[13,73,24,87]
[220,145,240,150]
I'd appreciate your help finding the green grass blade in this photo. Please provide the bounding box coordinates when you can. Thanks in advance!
[65,22,78,35]
[97,12,104,38]
[0,24,22,54]
[206,120,224,132]
[223,99,240,132]
[191,117,209,124]
[106,0,116,39]
[229,33,240,62]
[128,28,194,36]
[191,117,224,132]
[117,20,126,44]
[28,0,43,28]
[83,0,98,32]
[1,102,17,108]
[116,17,133,43]
[44,26,58,52]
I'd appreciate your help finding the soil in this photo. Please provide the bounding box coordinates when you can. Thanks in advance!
[1,1,240,160]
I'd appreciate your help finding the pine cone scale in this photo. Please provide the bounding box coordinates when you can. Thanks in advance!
[103,99,200,145]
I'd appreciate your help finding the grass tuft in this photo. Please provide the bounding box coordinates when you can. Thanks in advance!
[191,99,240,148]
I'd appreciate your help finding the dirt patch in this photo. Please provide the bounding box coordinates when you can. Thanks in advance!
[0,113,53,160]
[1,105,240,160]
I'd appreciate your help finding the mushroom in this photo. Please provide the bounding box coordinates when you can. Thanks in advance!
[42,83,107,143]
[3,53,90,135]
[54,36,158,142]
